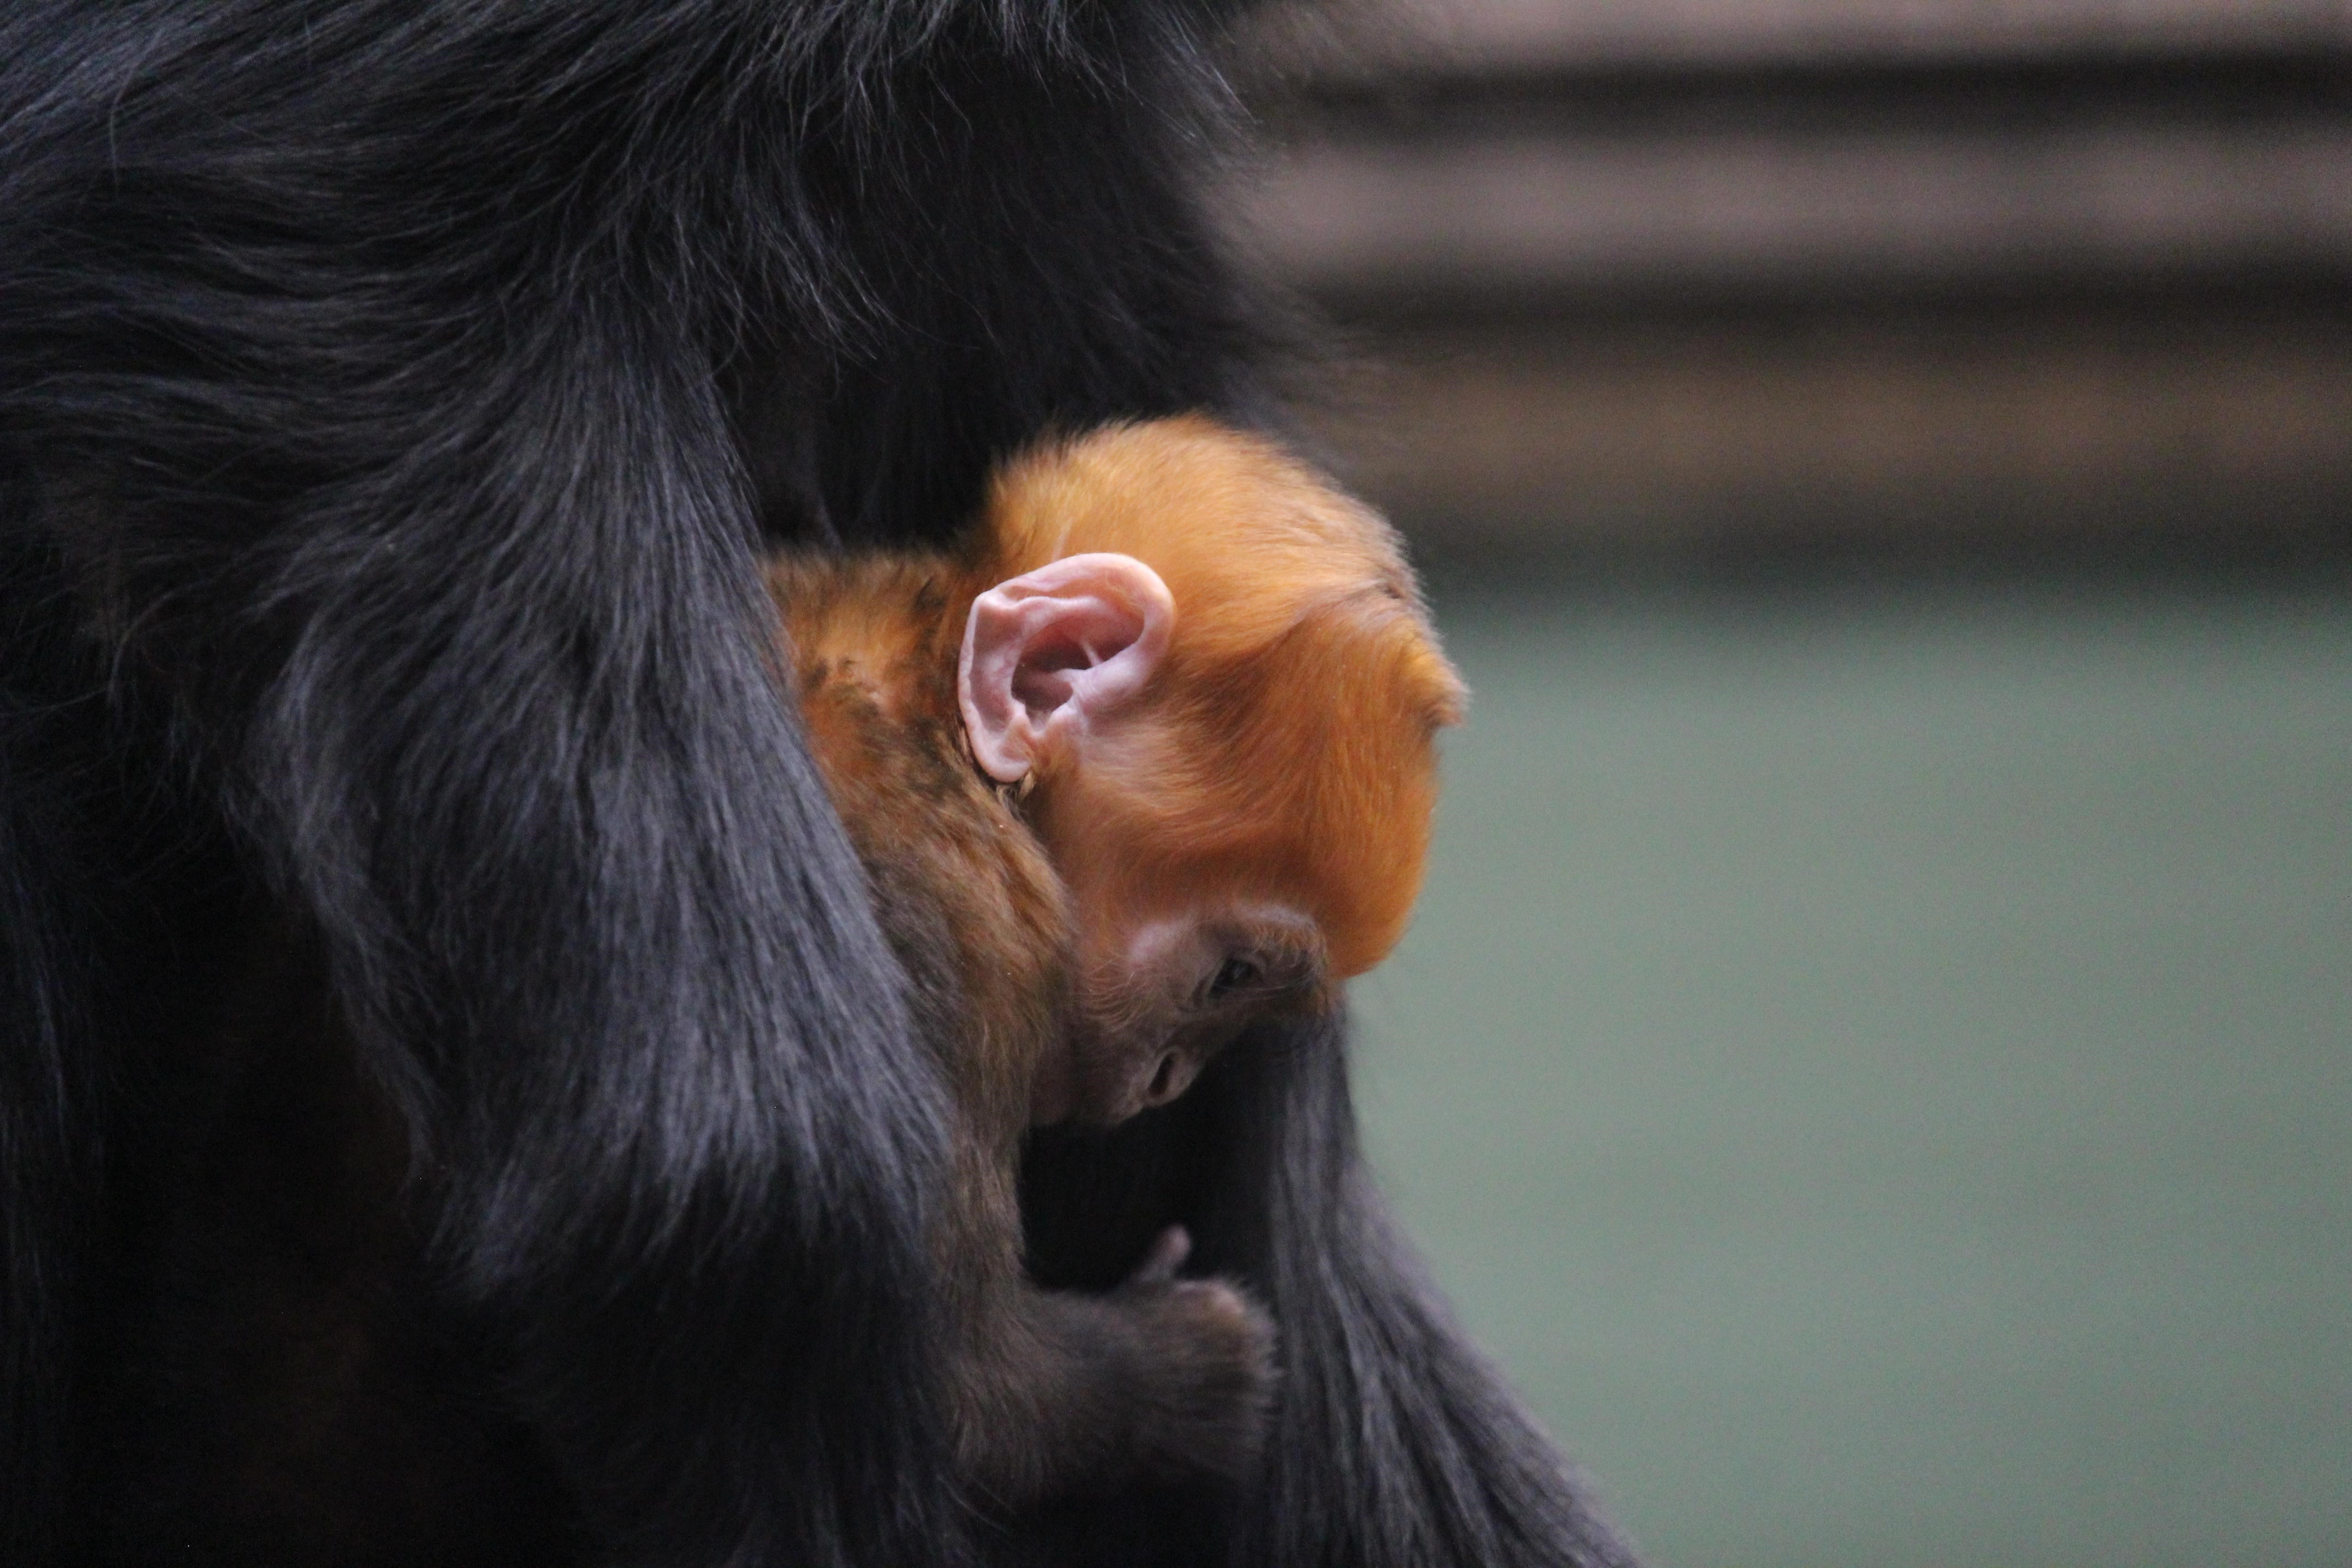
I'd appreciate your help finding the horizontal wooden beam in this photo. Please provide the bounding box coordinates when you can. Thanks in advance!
[1259,0,2352,77]
[1297,299,2352,564]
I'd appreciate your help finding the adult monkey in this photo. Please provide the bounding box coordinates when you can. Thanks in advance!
[0,5,1634,1568]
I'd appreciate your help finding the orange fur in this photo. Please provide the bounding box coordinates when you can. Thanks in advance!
[978,417,1464,977]
[780,416,1464,982]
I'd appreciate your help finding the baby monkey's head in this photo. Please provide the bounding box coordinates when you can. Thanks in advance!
[959,417,1466,1125]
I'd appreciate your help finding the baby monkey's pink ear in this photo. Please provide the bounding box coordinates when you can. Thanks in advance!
[959,552,1174,783]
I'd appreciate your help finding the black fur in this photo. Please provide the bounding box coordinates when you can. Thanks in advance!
[1015,1015,1640,1568]
[0,2,1633,1564]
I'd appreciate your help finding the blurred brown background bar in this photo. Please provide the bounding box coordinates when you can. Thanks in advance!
[1225,0,2352,571]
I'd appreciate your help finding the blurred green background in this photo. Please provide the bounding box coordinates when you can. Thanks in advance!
[1229,3,2352,1560]
[1348,582,2352,1567]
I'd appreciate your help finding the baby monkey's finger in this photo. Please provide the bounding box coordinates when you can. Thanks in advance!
[1132,1224,1193,1283]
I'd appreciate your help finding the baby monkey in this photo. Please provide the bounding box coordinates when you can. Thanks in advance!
[768,416,1465,1510]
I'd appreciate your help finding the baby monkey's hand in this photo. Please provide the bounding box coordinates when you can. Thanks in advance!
[1108,1226,1278,1487]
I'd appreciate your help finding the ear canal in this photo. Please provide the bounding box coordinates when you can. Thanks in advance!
[959,553,1174,784]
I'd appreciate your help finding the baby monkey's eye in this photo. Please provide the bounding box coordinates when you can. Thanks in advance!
[1206,954,1262,1001]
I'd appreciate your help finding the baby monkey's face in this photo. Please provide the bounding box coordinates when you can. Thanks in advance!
[1029,894,1331,1128]
[956,538,1450,1131]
